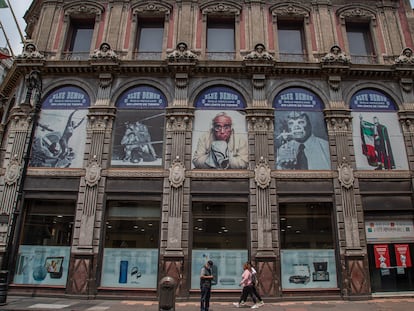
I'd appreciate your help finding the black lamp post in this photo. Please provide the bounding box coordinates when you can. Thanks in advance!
[0,70,42,304]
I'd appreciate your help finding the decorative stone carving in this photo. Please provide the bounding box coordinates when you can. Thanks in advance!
[85,158,101,187]
[338,160,354,189]
[395,47,414,65]
[167,42,197,61]
[254,158,271,189]
[4,156,21,185]
[244,44,274,61]
[90,43,118,60]
[17,42,44,59]
[169,158,185,188]
[321,45,350,64]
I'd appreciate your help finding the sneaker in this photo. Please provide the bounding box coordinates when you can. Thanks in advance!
[251,304,259,309]
[240,301,246,306]
[257,301,265,306]
[233,302,240,308]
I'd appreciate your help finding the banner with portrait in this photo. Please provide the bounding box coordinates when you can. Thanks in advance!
[192,86,248,169]
[273,87,330,170]
[112,85,166,166]
[350,89,408,170]
[30,86,89,168]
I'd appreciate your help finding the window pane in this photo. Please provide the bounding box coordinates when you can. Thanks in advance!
[70,25,93,52]
[347,29,372,55]
[207,19,235,52]
[138,27,163,52]
[278,28,303,53]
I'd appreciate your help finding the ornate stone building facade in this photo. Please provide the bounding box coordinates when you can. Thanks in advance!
[0,0,414,300]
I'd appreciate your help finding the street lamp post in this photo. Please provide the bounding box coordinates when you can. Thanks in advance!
[0,70,42,304]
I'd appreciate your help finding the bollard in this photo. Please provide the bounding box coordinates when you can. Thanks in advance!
[158,276,177,311]
[0,270,8,305]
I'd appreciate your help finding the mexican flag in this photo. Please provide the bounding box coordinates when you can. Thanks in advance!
[360,119,377,166]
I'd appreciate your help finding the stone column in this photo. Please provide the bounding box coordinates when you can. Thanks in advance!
[161,70,193,296]
[67,73,115,296]
[247,73,278,297]
[325,74,370,298]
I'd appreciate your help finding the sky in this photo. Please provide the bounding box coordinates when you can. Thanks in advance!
[1,0,414,57]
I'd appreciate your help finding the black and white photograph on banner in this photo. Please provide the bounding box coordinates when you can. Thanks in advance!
[273,88,331,170]
[111,110,165,166]
[350,89,408,170]
[30,86,89,168]
[192,110,248,169]
[111,85,167,166]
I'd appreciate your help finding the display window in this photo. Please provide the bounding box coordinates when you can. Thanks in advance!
[279,203,338,289]
[14,200,74,286]
[366,219,414,292]
[101,201,160,288]
[190,202,248,289]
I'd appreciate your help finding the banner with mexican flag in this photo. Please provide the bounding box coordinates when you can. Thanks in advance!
[360,119,377,167]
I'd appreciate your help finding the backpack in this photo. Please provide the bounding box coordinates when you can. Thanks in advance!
[251,270,258,286]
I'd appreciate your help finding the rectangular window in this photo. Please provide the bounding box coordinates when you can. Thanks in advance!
[279,203,338,289]
[346,23,376,64]
[101,201,160,288]
[207,17,235,60]
[278,21,306,62]
[14,200,74,286]
[136,19,164,60]
[66,19,94,60]
[191,202,248,289]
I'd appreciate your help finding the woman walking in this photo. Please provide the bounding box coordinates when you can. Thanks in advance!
[233,262,259,309]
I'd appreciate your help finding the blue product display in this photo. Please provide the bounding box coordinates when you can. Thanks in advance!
[119,260,128,283]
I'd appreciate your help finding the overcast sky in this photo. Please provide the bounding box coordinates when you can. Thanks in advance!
[1,0,414,57]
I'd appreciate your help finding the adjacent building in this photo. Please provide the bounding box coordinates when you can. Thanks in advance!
[0,0,414,300]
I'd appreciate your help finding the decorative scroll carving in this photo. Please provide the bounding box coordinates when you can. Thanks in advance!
[166,114,191,132]
[254,158,271,189]
[85,158,101,187]
[4,156,21,185]
[169,158,185,188]
[321,45,350,65]
[337,7,376,26]
[395,47,414,65]
[328,117,350,132]
[399,78,413,93]
[64,3,104,21]
[201,2,241,16]
[90,43,118,61]
[133,1,172,20]
[244,44,274,61]
[338,160,354,189]
[167,42,197,62]
[248,116,273,132]
[270,3,310,23]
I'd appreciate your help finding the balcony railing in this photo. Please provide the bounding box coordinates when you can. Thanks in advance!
[61,51,91,61]
[278,53,309,62]
[350,54,378,64]
[206,52,236,60]
[132,52,162,60]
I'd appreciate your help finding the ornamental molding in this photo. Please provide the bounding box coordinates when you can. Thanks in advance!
[132,1,172,19]
[169,158,185,188]
[254,158,271,189]
[85,159,101,187]
[270,3,310,23]
[338,160,354,189]
[337,6,376,25]
[63,2,105,21]
[4,157,21,185]
[200,1,242,22]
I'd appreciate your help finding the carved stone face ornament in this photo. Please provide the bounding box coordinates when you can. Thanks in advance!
[169,161,185,188]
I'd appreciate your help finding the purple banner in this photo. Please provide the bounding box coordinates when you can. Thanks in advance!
[350,89,396,111]
[43,86,90,109]
[117,86,167,109]
[273,88,324,110]
[195,86,245,109]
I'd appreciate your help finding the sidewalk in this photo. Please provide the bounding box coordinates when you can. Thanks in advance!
[1,295,414,311]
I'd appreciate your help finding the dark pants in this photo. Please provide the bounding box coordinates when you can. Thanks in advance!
[239,285,256,304]
[251,284,262,301]
[200,284,211,311]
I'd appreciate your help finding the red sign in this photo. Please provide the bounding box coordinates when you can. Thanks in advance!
[374,244,390,268]
[394,244,412,268]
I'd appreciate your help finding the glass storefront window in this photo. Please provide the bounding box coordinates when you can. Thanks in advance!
[191,202,248,289]
[14,200,74,286]
[101,201,160,288]
[279,203,338,289]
